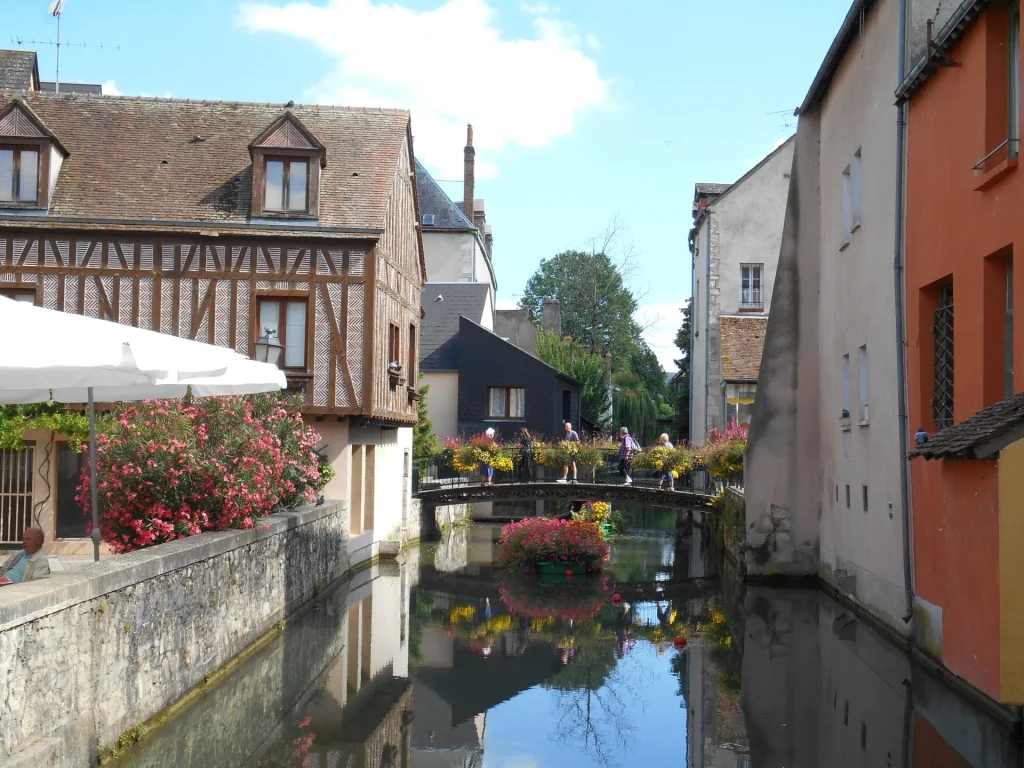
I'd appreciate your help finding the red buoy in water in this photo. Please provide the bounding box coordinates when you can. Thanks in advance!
[674,636,687,648]
[612,593,622,605]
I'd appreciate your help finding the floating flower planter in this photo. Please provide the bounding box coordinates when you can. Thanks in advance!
[536,561,586,576]
[497,518,610,574]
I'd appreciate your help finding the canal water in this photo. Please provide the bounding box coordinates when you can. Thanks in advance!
[112,502,1023,768]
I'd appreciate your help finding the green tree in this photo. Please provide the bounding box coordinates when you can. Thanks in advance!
[672,299,692,441]
[612,370,658,445]
[535,329,611,427]
[628,342,668,404]
[413,375,439,460]
[519,250,641,364]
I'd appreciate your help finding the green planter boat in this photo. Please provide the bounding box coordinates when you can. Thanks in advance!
[536,561,587,575]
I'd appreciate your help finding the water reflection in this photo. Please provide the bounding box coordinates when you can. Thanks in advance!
[112,504,1022,768]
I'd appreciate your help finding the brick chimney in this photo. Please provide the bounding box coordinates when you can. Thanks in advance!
[542,298,561,335]
[463,124,475,224]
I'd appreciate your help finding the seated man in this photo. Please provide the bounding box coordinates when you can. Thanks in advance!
[0,527,50,586]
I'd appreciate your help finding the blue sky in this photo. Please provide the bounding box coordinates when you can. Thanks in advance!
[8,0,849,370]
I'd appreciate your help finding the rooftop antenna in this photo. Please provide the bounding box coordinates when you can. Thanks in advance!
[50,0,63,93]
[11,0,120,93]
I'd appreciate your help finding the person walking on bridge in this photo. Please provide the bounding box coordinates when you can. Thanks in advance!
[619,427,640,486]
[656,433,675,490]
[516,427,534,483]
[557,422,580,483]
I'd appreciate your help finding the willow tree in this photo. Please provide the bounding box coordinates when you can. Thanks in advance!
[535,329,611,429]
[612,370,658,445]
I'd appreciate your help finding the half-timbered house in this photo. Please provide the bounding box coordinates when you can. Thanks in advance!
[0,72,425,564]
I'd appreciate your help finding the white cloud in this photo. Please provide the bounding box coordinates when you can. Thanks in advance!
[496,297,518,310]
[519,2,557,15]
[101,80,122,96]
[585,33,600,51]
[635,301,685,372]
[237,0,610,178]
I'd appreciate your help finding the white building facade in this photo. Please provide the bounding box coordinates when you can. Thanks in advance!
[745,0,911,636]
[689,138,794,445]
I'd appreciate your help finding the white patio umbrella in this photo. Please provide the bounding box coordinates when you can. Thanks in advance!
[0,297,287,561]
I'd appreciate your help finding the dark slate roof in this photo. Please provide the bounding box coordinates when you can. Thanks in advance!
[420,283,490,371]
[0,92,410,230]
[913,391,1024,460]
[416,160,475,230]
[0,51,38,92]
[39,81,103,95]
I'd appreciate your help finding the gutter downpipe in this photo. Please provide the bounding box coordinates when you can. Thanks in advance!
[895,0,915,624]
[689,235,696,445]
[704,211,711,442]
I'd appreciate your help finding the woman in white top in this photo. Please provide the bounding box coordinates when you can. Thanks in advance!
[656,433,675,490]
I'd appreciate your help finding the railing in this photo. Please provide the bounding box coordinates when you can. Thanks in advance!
[973,138,1020,172]
[413,448,728,496]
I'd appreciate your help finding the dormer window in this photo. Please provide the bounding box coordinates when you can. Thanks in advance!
[0,147,39,202]
[0,98,65,210]
[264,158,308,212]
[249,111,325,220]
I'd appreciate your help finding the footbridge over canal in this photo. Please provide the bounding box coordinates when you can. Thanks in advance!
[414,479,720,512]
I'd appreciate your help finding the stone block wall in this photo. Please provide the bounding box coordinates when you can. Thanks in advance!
[0,502,348,768]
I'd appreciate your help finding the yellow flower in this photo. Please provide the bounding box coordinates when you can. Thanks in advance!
[490,455,514,472]
[449,605,476,623]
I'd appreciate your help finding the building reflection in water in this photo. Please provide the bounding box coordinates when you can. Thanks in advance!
[112,506,1023,768]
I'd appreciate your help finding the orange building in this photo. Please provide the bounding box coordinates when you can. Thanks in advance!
[900,3,1024,705]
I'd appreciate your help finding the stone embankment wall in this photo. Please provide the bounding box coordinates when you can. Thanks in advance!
[0,502,349,768]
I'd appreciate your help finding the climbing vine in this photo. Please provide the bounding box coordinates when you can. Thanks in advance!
[0,401,95,527]
[0,402,92,451]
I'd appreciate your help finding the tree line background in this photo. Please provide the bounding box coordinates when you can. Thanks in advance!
[521,223,691,446]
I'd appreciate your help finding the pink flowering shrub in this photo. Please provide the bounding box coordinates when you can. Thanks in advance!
[703,421,748,478]
[77,394,327,553]
[497,518,610,572]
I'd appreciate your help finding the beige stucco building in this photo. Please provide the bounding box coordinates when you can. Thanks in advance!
[690,139,794,445]
[745,0,911,636]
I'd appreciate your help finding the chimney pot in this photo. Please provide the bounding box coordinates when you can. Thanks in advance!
[463,123,475,224]
[542,298,561,336]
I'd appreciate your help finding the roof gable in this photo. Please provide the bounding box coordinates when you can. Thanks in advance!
[249,112,327,166]
[0,98,66,154]
[3,93,410,230]
[420,282,490,370]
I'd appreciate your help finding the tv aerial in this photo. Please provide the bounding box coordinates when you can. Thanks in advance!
[11,1,120,93]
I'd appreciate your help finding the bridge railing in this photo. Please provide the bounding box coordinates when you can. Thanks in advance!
[413,448,722,496]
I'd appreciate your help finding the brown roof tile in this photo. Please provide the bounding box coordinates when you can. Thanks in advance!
[913,391,1024,460]
[2,92,410,230]
[720,315,768,381]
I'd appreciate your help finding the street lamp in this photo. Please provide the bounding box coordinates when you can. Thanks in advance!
[254,327,283,367]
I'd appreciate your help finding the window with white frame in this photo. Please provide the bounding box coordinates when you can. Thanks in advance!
[740,264,764,309]
[852,150,862,227]
[859,345,869,422]
[488,387,525,419]
[0,147,39,203]
[842,354,851,417]
[257,297,308,369]
[841,165,852,242]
